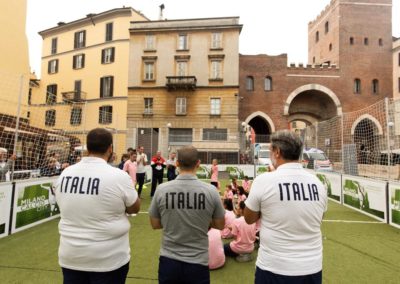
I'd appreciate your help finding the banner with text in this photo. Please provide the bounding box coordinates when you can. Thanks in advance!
[388,182,400,229]
[342,175,386,221]
[315,172,342,203]
[11,177,60,234]
[0,182,13,238]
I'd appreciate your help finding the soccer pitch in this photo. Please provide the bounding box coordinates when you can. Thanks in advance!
[0,182,400,283]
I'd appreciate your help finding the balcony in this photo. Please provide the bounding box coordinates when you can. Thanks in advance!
[62,91,86,103]
[166,76,197,91]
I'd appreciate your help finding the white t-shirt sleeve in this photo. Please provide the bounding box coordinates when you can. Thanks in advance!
[245,176,263,213]
[120,172,138,207]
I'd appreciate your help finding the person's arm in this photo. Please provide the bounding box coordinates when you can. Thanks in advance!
[211,217,224,230]
[126,198,140,214]
[244,207,260,224]
[150,217,163,229]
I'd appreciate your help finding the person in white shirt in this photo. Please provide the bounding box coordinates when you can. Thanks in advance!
[136,146,148,198]
[55,128,140,284]
[0,148,16,182]
[244,130,327,284]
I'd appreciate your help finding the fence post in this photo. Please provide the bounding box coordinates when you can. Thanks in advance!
[11,75,25,182]
[341,115,344,174]
[385,97,391,181]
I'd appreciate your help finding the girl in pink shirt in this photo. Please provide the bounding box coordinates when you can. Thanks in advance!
[224,201,256,260]
[208,228,225,270]
[210,159,219,189]
[241,176,252,193]
[237,186,248,202]
[223,185,233,200]
[123,152,137,187]
[221,199,236,239]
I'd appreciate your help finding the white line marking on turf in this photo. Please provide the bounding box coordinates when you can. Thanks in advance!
[139,211,149,214]
[323,220,383,224]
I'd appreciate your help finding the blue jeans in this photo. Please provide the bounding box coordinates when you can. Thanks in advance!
[255,266,322,284]
[62,262,129,284]
[158,256,210,284]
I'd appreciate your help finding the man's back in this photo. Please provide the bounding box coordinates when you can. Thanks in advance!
[55,157,137,271]
[246,163,327,276]
[149,174,225,266]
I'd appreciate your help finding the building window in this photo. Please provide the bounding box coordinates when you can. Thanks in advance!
[70,107,82,125]
[211,32,222,49]
[48,59,58,74]
[372,79,379,95]
[176,97,187,115]
[264,76,272,91]
[105,22,113,42]
[354,78,361,94]
[325,21,329,34]
[73,54,85,69]
[176,61,188,76]
[51,37,57,54]
[364,38,369,45]
[46,84,57,104]
[210,98,221,115]
[144,98,153,114]
[74,80,82,100]
[99,106,112,124]
[246,76,254,91]
[144,62,155,80]
[210,60,222,79]
[379,38,383,46]
[292,121,297,128]
[178,34,188,50]
[313,57,315,64]
[350,37,354,45]
[169,128,193,144]
[100,76,113,98]
[45,110,56,127]
[329,43,332,51]
[74,30,86,49]
[101,47,115,64]
[145,34,155,50]
[203,128,227,141]
[398,77,400,93]
[315,31,319,42]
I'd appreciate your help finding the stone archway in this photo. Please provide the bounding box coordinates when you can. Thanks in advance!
[244,111,275,143]
[284,84,342,116]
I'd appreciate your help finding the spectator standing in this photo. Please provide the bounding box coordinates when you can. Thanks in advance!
[123,152,137,188]
[166,152,177,181]
[0,148,16,182]
[244,130,327,284]
[149,146,225,284]
[136,146,148,198]
[55,128,140,284]
[118,153,130,170]
[210,159,219,189]
[150,151,166,197]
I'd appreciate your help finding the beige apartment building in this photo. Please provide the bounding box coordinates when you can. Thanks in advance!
[127,17,242,162]
[30,8,148,156]
[394,38,400,99]
[0,0,30,120]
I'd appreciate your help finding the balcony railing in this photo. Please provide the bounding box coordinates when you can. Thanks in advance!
[62,91,86,103]
[166,76,197,91]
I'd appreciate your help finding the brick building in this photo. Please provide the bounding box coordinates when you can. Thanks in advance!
[239,0,393,145]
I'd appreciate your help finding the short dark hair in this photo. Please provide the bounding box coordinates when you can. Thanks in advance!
[239,201,246,210]
[271,130,303,161]
[87,128,113,154]
[223,199,234,211]
[177,146,199,170]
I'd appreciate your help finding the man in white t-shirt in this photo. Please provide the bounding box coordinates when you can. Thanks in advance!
[55,128,140,284]
[244,130,327,284]
[136,146,148,198]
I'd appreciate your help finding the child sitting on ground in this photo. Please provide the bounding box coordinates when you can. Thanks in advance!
[221,199,236,239]
[208,227,225,270]
[223,185,234,200]
[237,186,248,202]
[224,201,257,262]
[231,177,239,195]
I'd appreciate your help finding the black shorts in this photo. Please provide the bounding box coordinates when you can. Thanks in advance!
[159,256,209,284]
[255,266,322,284]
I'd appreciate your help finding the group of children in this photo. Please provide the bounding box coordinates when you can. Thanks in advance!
[208,159,259,270]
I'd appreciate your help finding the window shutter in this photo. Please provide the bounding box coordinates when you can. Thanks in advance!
[82,54,85,68]
[100,78,104,98]
[111,47,115,62]
[101,49,105,64]
[48,61,51,73]
[110,77,114,97]
[73,56,76,69]
[55,60,58,73]
[82,31,86,47]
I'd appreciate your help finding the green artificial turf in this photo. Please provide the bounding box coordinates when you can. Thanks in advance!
[0,181,400,283]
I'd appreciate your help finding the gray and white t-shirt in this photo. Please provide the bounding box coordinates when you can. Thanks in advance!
[148,174,225,266]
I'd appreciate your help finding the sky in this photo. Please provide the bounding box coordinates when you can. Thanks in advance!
[26,0,400,77]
